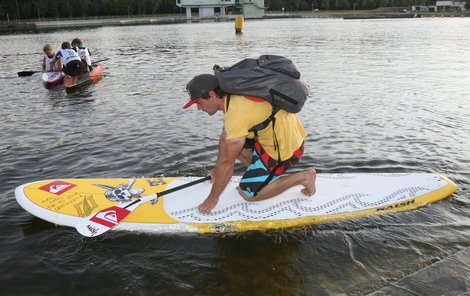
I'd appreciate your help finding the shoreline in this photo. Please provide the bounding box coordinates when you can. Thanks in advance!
[1,10,469,34]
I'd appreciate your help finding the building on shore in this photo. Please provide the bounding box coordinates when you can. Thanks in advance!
[239,0,265,16]
[176,0,265,18]
[412,1,467,12]
[435,0,467,11]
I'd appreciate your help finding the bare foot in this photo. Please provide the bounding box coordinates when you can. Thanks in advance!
[300,168,316,197]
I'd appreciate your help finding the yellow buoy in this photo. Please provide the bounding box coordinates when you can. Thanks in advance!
[235,16,244,34]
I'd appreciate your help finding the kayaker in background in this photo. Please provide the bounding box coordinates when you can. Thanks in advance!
[41,44,59,73]
[51,41,87,76]
[183,74,316,214]
[71,38,92,71]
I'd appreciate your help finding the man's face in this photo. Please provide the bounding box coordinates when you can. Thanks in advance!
[196,91,218,116]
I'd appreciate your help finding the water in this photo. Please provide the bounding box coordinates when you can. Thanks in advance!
[1,18,469,295]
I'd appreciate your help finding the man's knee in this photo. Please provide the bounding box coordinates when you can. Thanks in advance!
[236,186,256,201]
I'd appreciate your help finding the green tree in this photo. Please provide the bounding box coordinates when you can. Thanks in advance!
[319,0,330,10]
[330,0,339,9]
[361,0,377,9]
[47,2,60,18]
[0,0,444,19]
[339,0,351,9]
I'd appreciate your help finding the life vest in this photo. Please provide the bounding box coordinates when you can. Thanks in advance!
[56,49,81,67]
[44,54,58,71]
[77,47,91,66]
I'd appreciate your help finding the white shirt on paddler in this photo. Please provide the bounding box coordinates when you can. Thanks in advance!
[77,47,92,66]
[55,49,81,67]
[44,54,58,72]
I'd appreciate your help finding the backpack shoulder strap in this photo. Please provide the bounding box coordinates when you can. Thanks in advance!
[248,108,279,133]
[226,94,231,111]
[226,95,280,161]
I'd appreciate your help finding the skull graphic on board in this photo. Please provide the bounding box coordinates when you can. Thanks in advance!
[94,179,144,203]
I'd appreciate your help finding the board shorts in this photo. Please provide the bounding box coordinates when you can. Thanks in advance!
[239,139,304,198]
[63,60,87,76]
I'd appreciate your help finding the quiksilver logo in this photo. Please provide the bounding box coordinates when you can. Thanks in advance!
[39,181,76,195]
[89,206,130,228]
[95,210,118,225]
[49,184,71,194]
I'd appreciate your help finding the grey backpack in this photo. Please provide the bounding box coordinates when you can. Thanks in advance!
[213,55,309,113]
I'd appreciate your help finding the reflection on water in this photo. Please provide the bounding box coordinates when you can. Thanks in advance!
[0,18,469,295]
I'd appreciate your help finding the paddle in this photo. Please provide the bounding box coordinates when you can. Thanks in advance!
[91,57,109,65]
[18,70,40,77]
[76,176,211,237]
[18,58,109,77]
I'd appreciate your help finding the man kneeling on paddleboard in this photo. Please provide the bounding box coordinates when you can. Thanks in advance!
[183,74,316,213]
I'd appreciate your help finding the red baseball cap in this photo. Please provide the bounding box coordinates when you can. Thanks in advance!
[183,74,219,109]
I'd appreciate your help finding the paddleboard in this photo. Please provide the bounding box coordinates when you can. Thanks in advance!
[15,173,457,235]
[41,72,64,87]
[64,64,103,93]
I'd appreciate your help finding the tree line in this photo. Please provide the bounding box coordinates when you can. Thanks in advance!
[267,0,436,11]
[0,0,443,21]
[1,0,180,20]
